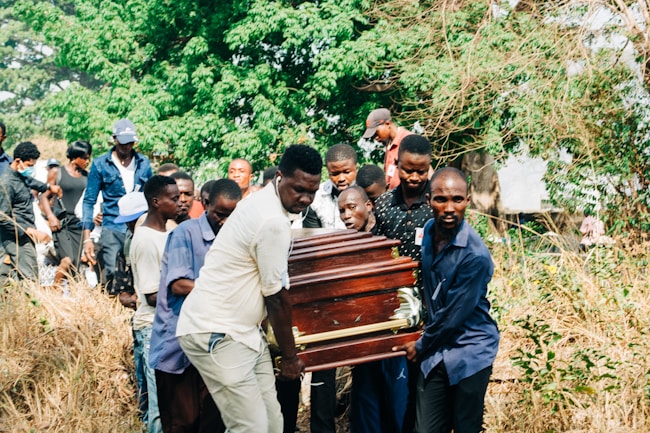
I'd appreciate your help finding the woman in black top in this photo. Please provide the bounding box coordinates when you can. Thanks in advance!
[39,140,92,285]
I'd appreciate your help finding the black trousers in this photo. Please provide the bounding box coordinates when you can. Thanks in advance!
[415,363,492,433]
[310,368,337,433]
[276,377,301,433]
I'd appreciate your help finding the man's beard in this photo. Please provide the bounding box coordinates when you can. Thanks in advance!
[176,211,190,223]
[436,215,460,237]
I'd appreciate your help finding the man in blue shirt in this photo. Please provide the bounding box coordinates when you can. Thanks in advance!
[150,179,241,433]
[81,119,152,293]
[394,167,499,433]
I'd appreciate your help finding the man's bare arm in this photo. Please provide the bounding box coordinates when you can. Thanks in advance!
[170,278,194,296]
[265,288,304,380]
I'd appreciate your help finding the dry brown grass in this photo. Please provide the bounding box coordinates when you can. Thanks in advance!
[1,235,649,432]
[484,236,650,432]
[0,279,141,432]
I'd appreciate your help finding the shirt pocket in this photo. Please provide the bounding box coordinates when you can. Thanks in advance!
[135,172,151,191]
[102,172,125,196]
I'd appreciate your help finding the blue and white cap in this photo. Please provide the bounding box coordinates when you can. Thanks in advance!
[113,119,139,144]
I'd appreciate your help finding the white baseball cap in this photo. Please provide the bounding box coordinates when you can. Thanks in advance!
[114,191,147,223]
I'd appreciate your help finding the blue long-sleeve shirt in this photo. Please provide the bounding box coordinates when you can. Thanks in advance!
[149,213,216,374]
[81,148,152,233]
[416,219,500,385]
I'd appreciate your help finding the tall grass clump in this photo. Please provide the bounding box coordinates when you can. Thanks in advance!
[484,221,650,433]
[0,279,141,432]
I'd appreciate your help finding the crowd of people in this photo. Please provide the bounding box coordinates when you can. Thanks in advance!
[0,109,500,433]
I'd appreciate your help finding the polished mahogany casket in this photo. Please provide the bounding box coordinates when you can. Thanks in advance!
[283,228,422,372]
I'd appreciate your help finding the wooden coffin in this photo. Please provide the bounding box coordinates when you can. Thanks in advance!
[286,228,422,371]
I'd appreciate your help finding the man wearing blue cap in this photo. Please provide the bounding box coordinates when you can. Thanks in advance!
[81,119,152,294]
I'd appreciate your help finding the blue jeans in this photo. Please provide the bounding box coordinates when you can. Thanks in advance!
[134,326,162,433]
[98,228,125,293]
[133,327,148,422]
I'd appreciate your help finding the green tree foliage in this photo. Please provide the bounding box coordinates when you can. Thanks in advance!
[339,0,650,237]
[0,2,85,145]
[13,0,383,175]
[9,0,650,236]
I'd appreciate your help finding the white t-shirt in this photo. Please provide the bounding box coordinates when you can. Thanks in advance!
[111,152,136,193]
[309,179,347,229]
[176,183,292,351]
[130,225,170,330]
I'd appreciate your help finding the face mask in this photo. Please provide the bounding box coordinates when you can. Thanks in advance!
[18,166,34,178]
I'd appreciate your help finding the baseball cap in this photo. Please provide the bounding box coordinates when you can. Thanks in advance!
[113,119,139,144]
[46,158,60,168]
[362,108,391,139]
[114,191,148,223]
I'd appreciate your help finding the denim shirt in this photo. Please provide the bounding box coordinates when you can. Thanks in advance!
[150,213,215,373]
[81,148,152,232]
[0,150,12,175]
[416,219,500,386]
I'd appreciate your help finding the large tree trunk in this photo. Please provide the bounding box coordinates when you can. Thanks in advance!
[451,151,505,234]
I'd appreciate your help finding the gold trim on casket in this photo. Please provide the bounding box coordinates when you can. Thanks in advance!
[286,228,422,371]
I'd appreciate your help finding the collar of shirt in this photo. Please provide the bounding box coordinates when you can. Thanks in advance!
[197,212,217,242]
[424,220,468,261]
[321,179,349,200]
[390,180,431,210]
[269,181,300,221]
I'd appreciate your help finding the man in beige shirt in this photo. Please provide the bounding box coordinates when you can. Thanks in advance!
[177,145,322,433]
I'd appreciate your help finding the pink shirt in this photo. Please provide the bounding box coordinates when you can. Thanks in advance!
[384,127,413,190]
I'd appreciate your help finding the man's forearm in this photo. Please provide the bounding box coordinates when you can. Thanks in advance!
[265,289,298,359]
[170,278,194,296]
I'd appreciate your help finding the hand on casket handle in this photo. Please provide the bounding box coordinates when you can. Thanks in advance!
[392,340,418,362]
[277,354,305,381]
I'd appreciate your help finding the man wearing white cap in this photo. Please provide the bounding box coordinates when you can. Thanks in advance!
[81,118,152,294]
[362,108,413,190]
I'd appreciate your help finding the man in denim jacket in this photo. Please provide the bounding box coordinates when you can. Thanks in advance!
[81,119,152,293]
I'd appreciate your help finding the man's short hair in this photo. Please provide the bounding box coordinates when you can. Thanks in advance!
[170,171,194,186]
[66,140,93,160]
[356,164,386,188]
[325,143,357,164]
[430,167,469,193]
[13,141,40,161]
[398,134,432,157]
[278,144,323,177]
[157,163,179,175]
[229,158,253,171]
[209,179,242,203]
[263,165,278,184]
[341,185,370,202]
[144,175,177,205]
[0,122,6,136]
[200,180,216,197]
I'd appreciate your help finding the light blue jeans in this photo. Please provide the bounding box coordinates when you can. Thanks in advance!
[134,326,162,433]
[179,332,283,433]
